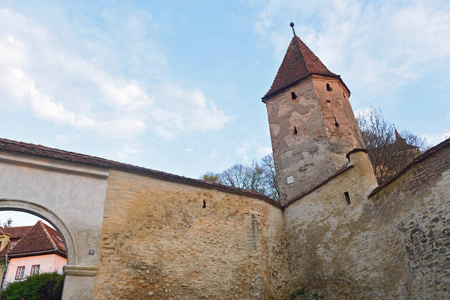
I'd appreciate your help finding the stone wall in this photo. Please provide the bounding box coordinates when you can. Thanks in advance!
[370,143,450,298]
[283,150,379,298]
[283,143,449,298]
[94,169,290,299]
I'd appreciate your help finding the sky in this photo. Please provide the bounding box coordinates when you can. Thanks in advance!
[0,1,450,224]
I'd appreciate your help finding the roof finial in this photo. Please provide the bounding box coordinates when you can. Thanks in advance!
[290,22,296,37]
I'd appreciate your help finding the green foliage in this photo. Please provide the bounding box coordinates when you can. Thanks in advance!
[290,288,325,299]
[290,288,305,299]
[0,272,65,300]
[200,173,222,184]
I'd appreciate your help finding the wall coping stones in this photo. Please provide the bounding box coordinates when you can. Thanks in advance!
[0,138,282,209]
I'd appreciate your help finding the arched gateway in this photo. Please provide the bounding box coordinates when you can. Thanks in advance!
[0,146,109,299]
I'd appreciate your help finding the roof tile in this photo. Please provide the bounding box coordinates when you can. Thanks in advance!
[7,221,66,257]
[1,226,33,239]
[263,35,347,100]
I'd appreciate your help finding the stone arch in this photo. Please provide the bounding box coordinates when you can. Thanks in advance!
[0,198,77,265]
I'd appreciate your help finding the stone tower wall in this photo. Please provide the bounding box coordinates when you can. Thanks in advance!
[265,75,364,204]
[313,77,365,157]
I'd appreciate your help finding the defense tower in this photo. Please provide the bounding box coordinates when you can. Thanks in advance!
[262,24,365,204]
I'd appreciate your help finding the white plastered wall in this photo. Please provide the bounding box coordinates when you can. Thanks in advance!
[0,151,109,299]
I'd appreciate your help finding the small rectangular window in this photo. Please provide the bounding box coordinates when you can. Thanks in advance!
[10,240,18,249]
[344,192,351,205]
[15,266,25,280]
[31,265,40,276]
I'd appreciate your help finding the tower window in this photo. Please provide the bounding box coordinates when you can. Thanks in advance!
[344,192,351,205]
[291,92,297,100]
[202,200,206,208]
[334,117,339,127]
[293,126,298,135]
[326,83,333,91]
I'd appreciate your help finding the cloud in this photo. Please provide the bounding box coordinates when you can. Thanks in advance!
[235,141,272,162]
[113,142,147,161]
[257,146,272,157]
[0,7,230,141]
[235,142,251,156]
[148,83,231,139]
[6,68,95,128]
[421,132,450,146]
[56,132,80,143]
[252,0,450,102]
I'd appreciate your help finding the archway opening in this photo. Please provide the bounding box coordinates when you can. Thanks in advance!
[0,208,69,297]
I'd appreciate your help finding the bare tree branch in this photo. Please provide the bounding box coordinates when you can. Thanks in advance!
[357,107,426,183]
[200,155,280,201]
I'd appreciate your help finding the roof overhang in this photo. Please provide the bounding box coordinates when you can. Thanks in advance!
[262,74,350,103]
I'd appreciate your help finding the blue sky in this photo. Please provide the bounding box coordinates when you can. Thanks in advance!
[0,0,449,199]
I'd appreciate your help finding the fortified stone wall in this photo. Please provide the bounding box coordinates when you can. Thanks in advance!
[283,150,379,298]
[369,142,450,298]
[94,169,290,299]
[284,142,449,298]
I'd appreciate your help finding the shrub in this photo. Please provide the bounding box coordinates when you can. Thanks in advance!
[290,288,305,299]
[0,272,64,300]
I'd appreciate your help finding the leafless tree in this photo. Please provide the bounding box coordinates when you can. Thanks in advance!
[357,107,427,183]
[200,155,280,201]
[260,154,280,200]
[2,218,13,228]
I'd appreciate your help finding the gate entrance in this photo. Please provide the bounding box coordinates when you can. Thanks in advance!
[0,209,68,295]
[0,150,109,299]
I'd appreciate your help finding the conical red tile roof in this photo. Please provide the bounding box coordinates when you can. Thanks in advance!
[262,35,348,100]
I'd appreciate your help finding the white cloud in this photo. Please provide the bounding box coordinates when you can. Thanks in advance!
[235,142,251,156]
[0,7,230,141]
[97,119,147,138]
[257,146,272,157]
[149,84,231,139]
[5,68,95,128]
[115,143,146,160]
[235,141,272,162]
[253,0,450,101]
[421,132,450,146]
[56,132,80,143]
